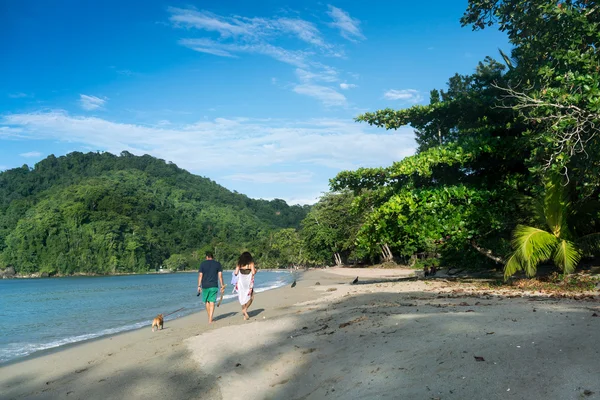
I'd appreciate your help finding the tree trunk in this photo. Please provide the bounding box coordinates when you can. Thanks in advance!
[334,252,343,266]
[470,240,505,264]
[386,244,394,261]
[381,244,393,262]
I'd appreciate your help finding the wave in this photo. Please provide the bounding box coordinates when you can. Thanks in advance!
[0,277,290,364]
[0,320,149,363]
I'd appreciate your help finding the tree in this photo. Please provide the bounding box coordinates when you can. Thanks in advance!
[504,176,600,278]
[164,254,190,271]
[301,192,361,266]
[0,151,309,275]
[462,0,600,185]
[270,228,304,268]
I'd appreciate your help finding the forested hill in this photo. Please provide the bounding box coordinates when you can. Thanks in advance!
[0,151,309,276]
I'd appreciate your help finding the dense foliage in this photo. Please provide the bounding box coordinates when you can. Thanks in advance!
[299,0,600,275]
[0,151,309,275]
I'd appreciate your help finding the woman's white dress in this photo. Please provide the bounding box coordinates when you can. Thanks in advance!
[236,272,254,305]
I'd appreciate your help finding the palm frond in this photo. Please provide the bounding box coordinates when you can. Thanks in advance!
[498,48,514,70]
[524,259,538,278]
[513,225,557,262]
[553,239,581,274]
[504,252,523,280]
[543,176,571,239]
[510,225,557,277]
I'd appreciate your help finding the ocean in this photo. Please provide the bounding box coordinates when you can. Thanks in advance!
[0,270,294,364]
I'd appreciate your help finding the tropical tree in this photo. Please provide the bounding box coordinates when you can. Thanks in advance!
[301,191,361,266]
[504,176,599,278]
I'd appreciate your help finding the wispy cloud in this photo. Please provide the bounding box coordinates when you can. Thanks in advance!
[169,7,355,107]
[169,7,332,52]
[293,84,347,106]
[225,171,314,184]
[275,18,328,48]
[339,83,357,90]
[383,89,422,103]
[168,8,254,38]
[8,92,31,99]
[295,67,338,83]
[179,38,309,66]
[1,111,415,173]
[327,5,365,42]
[0,126,24,138]
[19,151,42,158]
[79,94,107,111]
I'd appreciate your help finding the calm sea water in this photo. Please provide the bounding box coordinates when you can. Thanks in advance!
[0,270,294,364]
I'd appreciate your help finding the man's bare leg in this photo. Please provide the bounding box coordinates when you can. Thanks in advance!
[206,302,215,323]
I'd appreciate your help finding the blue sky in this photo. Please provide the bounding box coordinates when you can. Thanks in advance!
[0,1,509,204]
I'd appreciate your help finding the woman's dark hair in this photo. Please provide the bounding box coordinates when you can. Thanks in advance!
[237,251,254,267]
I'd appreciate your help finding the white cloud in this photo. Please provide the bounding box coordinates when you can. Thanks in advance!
[79,94,107,111]
[169,8,332,50]
[179,38,309,67]
[8,92,30,99]
[1,111,416,174]
[383,89,423,103]
[0,126,24,138]
[295,67,338,83]
[339,83,357,90]
[225,171,314,184]
[264,193,322,206]
[327,5,365,42]
[168,8,255,38]
[19,151,42,158]
[274,18,327,48]
[170,7,353,107]
[293,84,347,106]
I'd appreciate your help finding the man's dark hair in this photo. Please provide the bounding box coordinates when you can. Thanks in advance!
[205,251,214,259]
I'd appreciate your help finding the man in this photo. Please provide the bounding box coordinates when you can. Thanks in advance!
[197,251,225,323]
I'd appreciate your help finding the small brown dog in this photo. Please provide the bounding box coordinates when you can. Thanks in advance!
[151,314,164,332]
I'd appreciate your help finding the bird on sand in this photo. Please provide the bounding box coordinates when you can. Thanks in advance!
[291,280,297,288]
[352,276,358,284]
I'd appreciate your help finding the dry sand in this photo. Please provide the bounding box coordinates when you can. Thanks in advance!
[2,267,599,400]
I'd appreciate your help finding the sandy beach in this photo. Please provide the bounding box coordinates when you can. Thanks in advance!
[2,267,599,400]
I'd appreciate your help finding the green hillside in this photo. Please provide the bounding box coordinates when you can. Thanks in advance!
[0,151,309,275]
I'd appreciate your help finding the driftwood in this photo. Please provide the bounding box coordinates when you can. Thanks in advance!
[470,240,505,264]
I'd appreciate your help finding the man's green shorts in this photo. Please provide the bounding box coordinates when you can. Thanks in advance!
[202,287,219,303]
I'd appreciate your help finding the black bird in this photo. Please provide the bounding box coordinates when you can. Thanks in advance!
[291,280,297,288]
[352,276,358,284]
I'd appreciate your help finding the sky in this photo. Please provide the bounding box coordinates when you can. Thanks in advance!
[0,0,510,205]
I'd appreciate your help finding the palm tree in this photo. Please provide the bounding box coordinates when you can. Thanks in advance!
[504,176,598,279]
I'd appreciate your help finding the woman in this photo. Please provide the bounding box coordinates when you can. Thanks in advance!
[234,251,257,320]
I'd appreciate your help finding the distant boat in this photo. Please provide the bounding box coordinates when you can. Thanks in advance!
[157,267,173,274]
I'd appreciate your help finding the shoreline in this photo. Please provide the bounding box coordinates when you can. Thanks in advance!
[0,269,297,366]
[0,269,325,399]
[1,268,296,279]
[2,267,599,399]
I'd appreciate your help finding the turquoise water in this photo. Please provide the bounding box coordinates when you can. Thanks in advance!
[0,270,293,364]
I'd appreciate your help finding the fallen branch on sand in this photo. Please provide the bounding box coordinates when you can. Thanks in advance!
[339,316,367,328]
